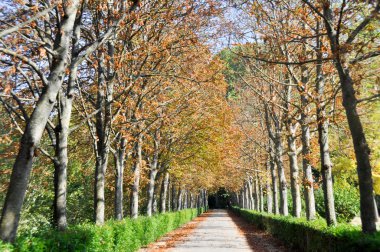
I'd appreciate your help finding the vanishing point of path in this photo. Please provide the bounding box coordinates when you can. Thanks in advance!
[140,209,288,252]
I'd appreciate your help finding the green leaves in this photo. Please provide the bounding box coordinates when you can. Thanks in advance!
[315,182,360,223]
[232,207,380,252]
[5,208,203,252]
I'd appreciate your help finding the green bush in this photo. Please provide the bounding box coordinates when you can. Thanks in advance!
[231,207,380,252]
[315,182,360,223]
[3,208,203,252]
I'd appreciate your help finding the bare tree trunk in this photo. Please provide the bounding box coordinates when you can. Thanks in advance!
[266,158,273,214]
[177,188,183,211]
[270,147,279,214]
[131,135,142,219]
[172,184,177,211]
[146,167,158,217]
[52,11,84,229]
[94,155,108,224]
[240,191,242,208]
[168,180,171,211]
[247,177,254,210]
[160,171,169,213]
[190,192,194,208]
[114,137,126,220]
[94,49,114,224]
[300,84,316,220]
[254,175,259,211]
[205,190,209,210]
[259,175,264,212]
[53,93,70,230]
[287,124,301,218]
[153,194,158,214]
[183,190,188,209]
[0,0,79,242]
[147,129,160,217]
[244,184,249,209]
[274,130,288,216]
[315,27,336,226]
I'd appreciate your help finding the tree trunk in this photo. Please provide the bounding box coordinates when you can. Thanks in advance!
[52,11,82,230]
[254,175,259,211]
[259,175,264,212]
[240,189,244,208]
[153,194,158,214]
[247,177,254,210]
[0,0,79,242]
[333,67,376,232]
[301,92,316,220]
[146,169,158,217]
[172,184,177,211]
[168,180,171,211]
[205,190,208,210]
[160,171,169,213]
[183,190,188,209]
[177,188,183,211]
[94,155,108,224]
[287,124,301,218]
[274,131,288,216]
[315,29,336,226]
[190,192,194,208]
[131,135,142,219]
[114,137,126,220]
[270,147,279,214]
[266,158,273,214]
[244,184,249,209]
[53,92,71,230]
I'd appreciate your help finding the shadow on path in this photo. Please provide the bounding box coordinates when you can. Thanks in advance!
[227,210,290,252]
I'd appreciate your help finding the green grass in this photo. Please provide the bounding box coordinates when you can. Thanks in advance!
[0,208,204,252]
[231,207,380,252]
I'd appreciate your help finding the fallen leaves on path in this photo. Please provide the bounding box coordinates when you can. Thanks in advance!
[139,212,211,252]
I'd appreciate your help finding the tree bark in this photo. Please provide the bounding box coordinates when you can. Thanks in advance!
[160,171,169,213]
[270,146,279,214]
[0,0,79,242]
[146,164,158,216]
[177,188,183,211]
[315,28,336,226]
[266,158,273,214]
[259,175,264,212]
[254,175,259,211]
[286,123,301,218]
[52,10,83,230]
[247,177,254,210]
[114,137,126,220]
[300,72,316,220]
[53,93,70,230]
[168,180,172,211]
[130,135,142,219]
[274,130,289,216]
[172,184,177,211]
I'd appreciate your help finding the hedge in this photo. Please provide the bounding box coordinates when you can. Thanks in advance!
[0,208,204,252]
[231,207,380,252]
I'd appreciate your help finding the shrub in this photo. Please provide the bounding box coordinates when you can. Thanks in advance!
[315,182,360,223]
[4,208,203,252]
[231,207,380,252]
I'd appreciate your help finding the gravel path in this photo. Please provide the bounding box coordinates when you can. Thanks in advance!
[141,209,287,252]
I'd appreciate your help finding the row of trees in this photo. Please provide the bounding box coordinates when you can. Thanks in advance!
[0,0,245,243]
[227,0,379,234]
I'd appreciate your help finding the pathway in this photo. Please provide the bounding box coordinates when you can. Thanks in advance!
[140,209,287,252]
